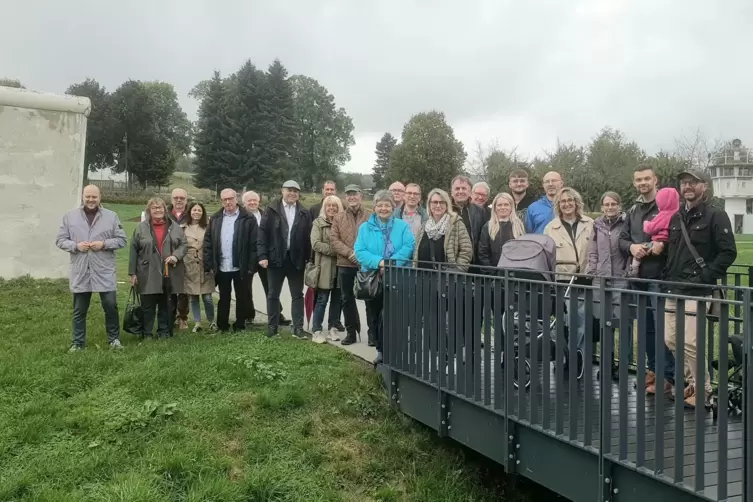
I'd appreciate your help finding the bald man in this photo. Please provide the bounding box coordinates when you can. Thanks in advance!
[168,188,191,329]
[526,171,564,234]
[56,185,128,352]
[389,181,406,209]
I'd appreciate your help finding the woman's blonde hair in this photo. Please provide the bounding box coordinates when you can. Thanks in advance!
[553,187,585,220]
[322,195,344,215]
[145,197,168,222]
[488,192,525,239]
[425,188,454,216]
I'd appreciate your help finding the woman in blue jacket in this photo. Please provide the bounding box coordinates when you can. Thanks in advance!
[354,189,416,367]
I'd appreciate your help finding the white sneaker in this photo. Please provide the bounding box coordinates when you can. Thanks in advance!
[109,340,124,350]
[327,328,341,342]
[312,331,326,344]
[192,324,202,333]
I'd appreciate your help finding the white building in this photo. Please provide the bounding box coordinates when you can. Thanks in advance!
[708,139,753,234]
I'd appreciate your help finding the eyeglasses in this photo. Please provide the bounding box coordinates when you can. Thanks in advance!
[680,179,701,187]
[405,191,420,196]
[429,200,447,206]
[559,198,575,204]
[221,197,236,203]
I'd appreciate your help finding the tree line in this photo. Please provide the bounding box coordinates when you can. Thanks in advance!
[1,58,355,194]
[372,111,732,211]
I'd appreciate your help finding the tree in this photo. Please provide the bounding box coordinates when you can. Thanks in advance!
[372,133,397,189]
[109,80,192,188]
[176,155,196,173]
[66,78,116,177]
[337,172,364,188]
[258,59,297,191]
[648,150,686,190]
[0,78,24,88]
[675,127,720,171]
[193,71,233,192]
[387,111,466,192]
[290,75,355,189]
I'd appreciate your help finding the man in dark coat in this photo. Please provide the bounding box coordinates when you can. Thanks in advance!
[258,180,313,338]
[203,188,258,333]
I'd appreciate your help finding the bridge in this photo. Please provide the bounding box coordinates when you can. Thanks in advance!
[379,263,752,502]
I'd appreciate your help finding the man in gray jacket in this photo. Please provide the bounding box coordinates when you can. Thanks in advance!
[56,185,128,352]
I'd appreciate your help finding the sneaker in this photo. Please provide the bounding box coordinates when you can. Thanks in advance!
[68,345,83,353]
[208,323,218,332]
[327,328,341,342]
[192,324,202,333]
[109,340,124,350]
[178,320,189,330]
[291,328,307,340]
[312,331,326,344]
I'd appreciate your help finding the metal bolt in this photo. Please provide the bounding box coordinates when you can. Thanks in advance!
[516,460,520,465]
[441,404,446,409]
[448,425,452,430]
[516,444,520,449]
[447,412,451,417]
[605,478,611,484]
[606,321,612,327]
[392,394,396,399]
[442,421,446,425]
[396,400,400,404]
[613,488,619,494]
[396,388,399,392]
[509,435,514,440]
[392,382,395,386]
[509,454,514,459]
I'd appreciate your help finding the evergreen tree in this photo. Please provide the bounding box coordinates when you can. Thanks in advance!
[372,132,397,189]
[193,71,231,192]
[259,59,297,191]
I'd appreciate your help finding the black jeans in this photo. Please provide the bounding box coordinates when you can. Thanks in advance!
[338,267,362,335]
[216,271,249,332]
[248,268,284,321]
[141,293,173,338]
[367,295,384,353]
[72,291,120,347]
[267,255,304,331]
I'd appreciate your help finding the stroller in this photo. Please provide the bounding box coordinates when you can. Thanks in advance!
[497,234,576,389]
[710,334,744,421]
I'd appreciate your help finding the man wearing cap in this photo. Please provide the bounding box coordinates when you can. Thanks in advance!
[662,169,736,409]
[331,184,373,345]
[258,180,313,338]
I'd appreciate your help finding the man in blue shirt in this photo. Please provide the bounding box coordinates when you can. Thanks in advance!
[526,171,564,234]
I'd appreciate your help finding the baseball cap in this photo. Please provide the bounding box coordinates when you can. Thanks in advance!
[282,180,301,190]
[677,169,706,182]
[344,184,362,193]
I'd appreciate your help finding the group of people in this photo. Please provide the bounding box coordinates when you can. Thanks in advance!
[57,163,737,408]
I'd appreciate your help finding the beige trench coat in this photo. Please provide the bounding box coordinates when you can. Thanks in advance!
[544,215,594,281]
[182,223,215,295]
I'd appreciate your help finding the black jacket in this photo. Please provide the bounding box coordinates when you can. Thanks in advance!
[663,200,736,295]
[258,198,313,270]
[203,207,258,278]
[453,201,485,262]
[167,204,189,225]
[309,199,324,220]
[618,196,666,279]
[477,221,515,268]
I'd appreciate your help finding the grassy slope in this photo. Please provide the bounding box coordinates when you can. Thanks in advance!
[0,205,538,502]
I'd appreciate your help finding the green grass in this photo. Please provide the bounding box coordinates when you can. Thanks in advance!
[0,205,541,501]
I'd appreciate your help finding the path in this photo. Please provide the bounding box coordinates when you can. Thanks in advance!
[233,274,378,363]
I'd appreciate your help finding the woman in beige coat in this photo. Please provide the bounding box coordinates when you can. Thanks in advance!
[310,195,344,344]
[182,202,216,332]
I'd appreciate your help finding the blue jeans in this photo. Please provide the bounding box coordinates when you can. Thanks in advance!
[312,288,341,333]
[189,294,215,323]
[632,282,675,382]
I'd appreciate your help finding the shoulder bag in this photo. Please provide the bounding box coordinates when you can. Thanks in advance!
[304,246,320,290]
[678,218,726,317]
[123,286,144,335]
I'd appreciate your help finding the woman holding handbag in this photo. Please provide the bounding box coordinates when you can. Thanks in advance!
[354,190,416,367]
[308,195,344,344]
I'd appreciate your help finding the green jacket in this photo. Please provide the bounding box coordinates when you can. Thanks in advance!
[310,215,338,290]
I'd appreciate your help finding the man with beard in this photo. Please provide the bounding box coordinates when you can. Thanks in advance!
[508,168,536,220]
[662,169,736,408]
[618,164,676,395]
[525,171,563,234]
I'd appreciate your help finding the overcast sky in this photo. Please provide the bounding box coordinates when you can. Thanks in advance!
[3,0,753,175]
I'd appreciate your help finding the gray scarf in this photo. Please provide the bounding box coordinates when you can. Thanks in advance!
[425,214,451,240]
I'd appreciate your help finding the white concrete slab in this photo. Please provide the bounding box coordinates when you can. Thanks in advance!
[233,273,378,363]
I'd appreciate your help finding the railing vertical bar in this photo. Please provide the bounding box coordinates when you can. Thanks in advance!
[742,287,753,502]
[383,264,391,368]
[619,291,630,461]
[734,273,741,334]
[437,272,446,390]
[717,299,729,501]
[694,300,706,493]
[422,270,431,381]
[493,277,503,411]
[402,267,409,372]
[555,285,565,436]
[600,281,613,459]
[474,277,482,403]
[530,282,540,425]
[518,280,527,420]
[464,277,473,398]
[542,284,552,432]
[408,268,417,376]
[654,295,666,475]
[504,272,515,419]
[567,284,578,442]
[583,286,594,447]
[448,276,457,392]
[483,277,492,407]
[674,299,685,484]
[635,293,647,468]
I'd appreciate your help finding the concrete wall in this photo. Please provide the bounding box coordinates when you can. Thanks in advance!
[0,87,91,279]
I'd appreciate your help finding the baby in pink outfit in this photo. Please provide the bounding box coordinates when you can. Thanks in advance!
[628,187,679,277]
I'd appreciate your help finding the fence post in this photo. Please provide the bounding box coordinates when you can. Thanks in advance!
[744,288,753,501]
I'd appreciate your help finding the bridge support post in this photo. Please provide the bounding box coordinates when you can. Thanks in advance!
[437,390,450,437]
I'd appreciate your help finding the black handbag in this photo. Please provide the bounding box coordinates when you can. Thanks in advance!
[123,286,144,335]
[354,269,382,301]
